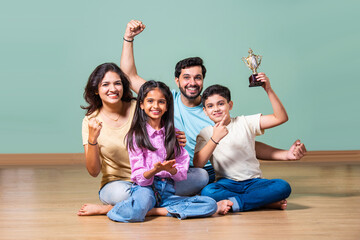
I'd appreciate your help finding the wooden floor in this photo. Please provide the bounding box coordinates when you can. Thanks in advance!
[1,155,360,239]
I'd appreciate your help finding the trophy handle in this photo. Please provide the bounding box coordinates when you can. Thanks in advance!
[256,55,262,68]
[242,57,250,68]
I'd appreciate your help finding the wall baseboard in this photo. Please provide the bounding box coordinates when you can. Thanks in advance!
[300,150,360,162]
[0,150,359,166]
[0,153,85,165]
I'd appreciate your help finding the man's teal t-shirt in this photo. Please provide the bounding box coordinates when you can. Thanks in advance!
[172,90,213,167]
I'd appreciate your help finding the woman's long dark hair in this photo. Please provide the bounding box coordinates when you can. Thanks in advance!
[81,63,133,115]
[127,81,180,160]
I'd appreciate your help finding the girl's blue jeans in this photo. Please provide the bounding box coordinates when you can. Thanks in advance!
[201,177,291,212]
[99,167,209,205]
[107,177,217,223]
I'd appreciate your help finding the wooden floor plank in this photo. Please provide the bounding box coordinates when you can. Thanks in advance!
[0,156,359,239]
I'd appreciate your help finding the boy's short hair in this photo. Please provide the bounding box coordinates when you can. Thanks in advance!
[174,57,207,78]
[202,84,231,106]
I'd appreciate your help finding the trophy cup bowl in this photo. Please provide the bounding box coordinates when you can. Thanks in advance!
[242,49,263,87]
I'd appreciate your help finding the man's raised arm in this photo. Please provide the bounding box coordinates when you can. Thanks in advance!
[121,20,146,94]
[255,140,307,161]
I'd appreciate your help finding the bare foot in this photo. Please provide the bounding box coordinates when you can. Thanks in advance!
[263,199,287,210]
[215,200,234,215]
[146,207,168,216]
[77,204,113,216]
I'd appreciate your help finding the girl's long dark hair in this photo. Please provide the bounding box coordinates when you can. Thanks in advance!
[127,81,180,160]
[81,63,133,115]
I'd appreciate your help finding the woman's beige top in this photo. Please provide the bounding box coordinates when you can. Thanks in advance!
[82,100,136,188]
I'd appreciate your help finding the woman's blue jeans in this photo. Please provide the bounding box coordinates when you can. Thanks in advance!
[107,177,217,223]
[201,178,291,212]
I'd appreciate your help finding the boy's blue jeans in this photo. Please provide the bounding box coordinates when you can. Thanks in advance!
[107,177,217,223]
[201,178,291,212]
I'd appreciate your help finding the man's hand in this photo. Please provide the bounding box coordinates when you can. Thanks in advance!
[286,140,307,160]
[124,20,145,41]
[176,131,187,147]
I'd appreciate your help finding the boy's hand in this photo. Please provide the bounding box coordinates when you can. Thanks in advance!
[124,20,146,41]
[286,140,307,160]
[176,131,187,147]
[256,72,271,92]
[212,114,229,143]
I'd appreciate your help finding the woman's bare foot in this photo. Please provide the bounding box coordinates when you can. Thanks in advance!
[77,204,113,216]
[215,200,234,215]
[263,199,287,210]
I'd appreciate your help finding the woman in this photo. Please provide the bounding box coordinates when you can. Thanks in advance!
[81,62,136,206]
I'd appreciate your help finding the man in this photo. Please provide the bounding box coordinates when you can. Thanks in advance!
[120,20,306,193]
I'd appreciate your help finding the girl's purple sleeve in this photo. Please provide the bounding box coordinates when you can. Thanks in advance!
[129,138,154,186]
[170,146,190,182]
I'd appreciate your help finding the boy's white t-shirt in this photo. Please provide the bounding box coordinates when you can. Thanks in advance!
[195,114,264,181]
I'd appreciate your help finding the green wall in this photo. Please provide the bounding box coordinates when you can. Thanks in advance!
[1,0,359,153]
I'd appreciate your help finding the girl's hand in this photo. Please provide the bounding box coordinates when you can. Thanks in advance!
[153,160,176,173]
[88,118,102,144]
[161,160,177,172]
[124,20,146,41]
[212,114,229,143]
[176,131,187,147]
[256,72,272,92]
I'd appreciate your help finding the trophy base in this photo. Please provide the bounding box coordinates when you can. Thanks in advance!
[249,74,264,87]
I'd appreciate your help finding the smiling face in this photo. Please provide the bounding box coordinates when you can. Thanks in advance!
[140,88,168,125]
[203,94,233,124]
[175,66,204,100]
[97,71,123,105]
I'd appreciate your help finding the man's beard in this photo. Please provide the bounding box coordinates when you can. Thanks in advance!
[178,84,202,100]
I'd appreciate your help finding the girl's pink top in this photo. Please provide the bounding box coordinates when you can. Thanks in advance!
[128,123,189,186]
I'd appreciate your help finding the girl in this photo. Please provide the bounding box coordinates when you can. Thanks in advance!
[105,80,232,222]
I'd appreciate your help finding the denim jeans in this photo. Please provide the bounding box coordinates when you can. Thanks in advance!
[107,177,217,223]
[100,168,209,205]
[203,165,216,184]
[175,167,209,196]
[99,180,132,205]
[201,178,291,212]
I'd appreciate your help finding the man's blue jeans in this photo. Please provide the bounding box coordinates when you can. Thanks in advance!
[201,178,291,212]
[175,167,209,195]
[107,177,217,223]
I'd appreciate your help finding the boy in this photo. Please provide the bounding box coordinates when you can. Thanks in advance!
[193,73,294,211]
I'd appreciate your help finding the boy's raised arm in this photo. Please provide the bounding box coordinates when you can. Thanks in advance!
[258,73,289,130]
[121,20,146,94]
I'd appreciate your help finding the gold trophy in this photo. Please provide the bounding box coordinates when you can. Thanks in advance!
[242,48,263,87]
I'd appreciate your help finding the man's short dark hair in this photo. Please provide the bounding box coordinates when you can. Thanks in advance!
[174,57,207,78]
[202,84,231,106]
